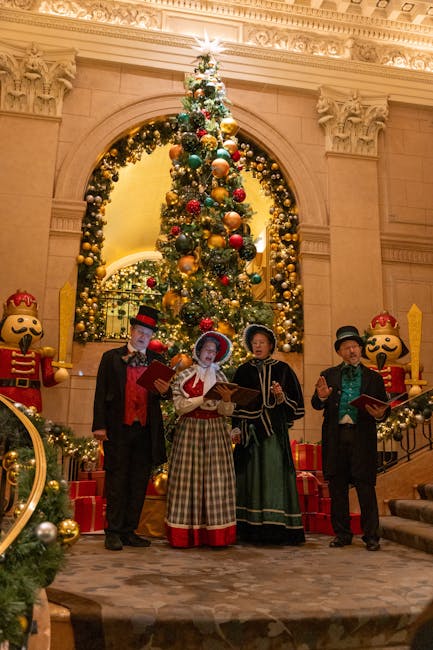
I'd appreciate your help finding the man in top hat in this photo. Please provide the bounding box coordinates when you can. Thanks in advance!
[93,305,171,551]
[311,325,389,551]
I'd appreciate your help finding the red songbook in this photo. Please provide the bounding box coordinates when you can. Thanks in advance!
[349,394,389,410]
[136,360,175,392]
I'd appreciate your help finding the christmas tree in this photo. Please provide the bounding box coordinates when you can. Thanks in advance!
[153,37,273,372]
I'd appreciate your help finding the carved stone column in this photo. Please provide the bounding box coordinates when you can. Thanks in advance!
[315,87,389,337]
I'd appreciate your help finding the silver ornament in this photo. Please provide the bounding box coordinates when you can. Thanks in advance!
[36,521,58,544]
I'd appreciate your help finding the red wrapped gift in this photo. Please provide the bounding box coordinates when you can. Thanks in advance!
[299,494,319,513]
[294,443,322,471]
[69,480,97,499]
[350,513,362,535]
[302,513,310,532]
[319,497,331,514]
[317,480,330,498]
[310,512,334,535]
[78,470,105,497]
[296,471,319,496]
[73,496,106,533]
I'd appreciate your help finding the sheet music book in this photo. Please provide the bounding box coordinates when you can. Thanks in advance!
[349,394,389,411]
[136,360,175,392]
[204,382,260,407]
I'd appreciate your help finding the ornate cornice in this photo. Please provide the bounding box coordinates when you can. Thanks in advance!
[381,234,433,265]
[50,199,86,234]
[316,87,388,156]
[0,40,76,116]
[299,224,330,259]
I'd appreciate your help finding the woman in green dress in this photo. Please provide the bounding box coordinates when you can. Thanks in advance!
[232,324,305,545]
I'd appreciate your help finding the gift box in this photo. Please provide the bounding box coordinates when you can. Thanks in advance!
[302,513,310,532]
[78,470,105,497]
[317,480,330,498]
[310,512,334,535]
[299,493,319,513]
[319,497,331,514]
[136,496,166,538]
[296,471,319,496]
[73,496,106,533]
[294,443,322,471]
[69,480,97,499]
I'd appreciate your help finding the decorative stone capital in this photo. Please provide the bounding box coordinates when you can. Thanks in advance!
[0,41,76,117]
[316,87,388,156]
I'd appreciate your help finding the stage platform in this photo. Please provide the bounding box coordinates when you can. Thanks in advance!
[47,533,433,650]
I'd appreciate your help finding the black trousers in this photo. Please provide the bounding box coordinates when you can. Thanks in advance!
[328,425,379,543]
[103,422,153,535]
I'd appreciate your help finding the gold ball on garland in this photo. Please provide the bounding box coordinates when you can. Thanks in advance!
[201,134,218,149]
[283,291,291,299]
[82,242,91,251]
[58,519,80,545]
[169,144,183,160]
[211,187,229,203]
[75,321,86,333]
[13,501,26,519]
[2,450,18,470]
[84,257,94,266]
[76,255,85,264]
[217,321,236,337]
[211,158,230,178]
[170,353,193,371]
[165,191,179,206]
[178,255,199,275]
[162,290,183,315]
[287,264,296,272]
[223,139,238,154]
[220,117,239,136]
[7,464,20,486]
[46,480,60,492]
[17,615,29,633]
[223,211,242,230]
[91,244,99,254]
[153,470,168,495]
[208,234,226,249]
[95,265,106,278]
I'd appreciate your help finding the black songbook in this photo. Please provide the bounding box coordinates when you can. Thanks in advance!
[349,394,389,411]
[204,382,260,406]
[136,360,175,392]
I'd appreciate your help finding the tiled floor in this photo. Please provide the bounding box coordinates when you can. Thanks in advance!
[48,532,433,649]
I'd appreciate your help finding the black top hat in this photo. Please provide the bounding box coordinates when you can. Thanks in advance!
[243,324,277,354]
[130,305,159,331]
[334,325,364,351]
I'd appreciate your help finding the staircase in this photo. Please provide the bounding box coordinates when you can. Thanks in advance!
[380,483,433,555]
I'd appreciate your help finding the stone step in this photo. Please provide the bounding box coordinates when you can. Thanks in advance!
[380,516,433,555]
[416,483,433,500]
[388,498,433,524]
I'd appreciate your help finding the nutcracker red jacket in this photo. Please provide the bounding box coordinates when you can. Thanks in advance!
[311,363,388,485]
[92,345,167,467]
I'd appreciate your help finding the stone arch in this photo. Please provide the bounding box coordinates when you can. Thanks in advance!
[54,94,326,228]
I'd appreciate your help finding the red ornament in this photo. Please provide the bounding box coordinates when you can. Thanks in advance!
[201,109,211,119]
[171,226,181,236]
[231,151,241,162]
[233,188,246,202]
[229,234,244,250]
[196,128,207,138]
[199,317,214,332]
[147,339,168,354]
[220,275,230,286]
[186,200,201,215]
[146,277,157,288]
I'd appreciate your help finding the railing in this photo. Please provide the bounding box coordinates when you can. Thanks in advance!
[100,289,160,340]
[377,388,433,473]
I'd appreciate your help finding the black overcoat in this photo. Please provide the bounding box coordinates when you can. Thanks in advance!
[92,345,167,467]
[311,363,388,485]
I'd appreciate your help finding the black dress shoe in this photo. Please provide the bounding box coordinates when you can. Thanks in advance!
[104,533,123,551]
[329,537,352,548]
[365,540,380,551]
[121,533,151,547]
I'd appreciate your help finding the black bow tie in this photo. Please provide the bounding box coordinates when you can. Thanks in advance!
[122,350,147,366]
[342,365,359,380]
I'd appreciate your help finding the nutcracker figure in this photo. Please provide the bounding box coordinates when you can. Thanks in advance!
[362,310,421,404]
[0,290,68,412]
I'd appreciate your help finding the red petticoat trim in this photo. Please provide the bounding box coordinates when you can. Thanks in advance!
[166,523,236,548]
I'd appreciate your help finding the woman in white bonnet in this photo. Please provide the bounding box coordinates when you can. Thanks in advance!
[165,331,236,548]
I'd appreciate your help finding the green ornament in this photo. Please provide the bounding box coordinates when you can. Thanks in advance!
[188,154,203,169]
[204,197,214,207]
[216,148,231,161]
[178,112,189,124]
[250,273,262,285]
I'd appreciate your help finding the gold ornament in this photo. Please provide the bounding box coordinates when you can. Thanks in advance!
[211,159,230,178]
[17,616,29,632]
[2,450,18,470]
[91,244,99,254]
[58,518,80,545]
[217,321,235,337]
[82,242,91,251]
[178,255,198,275]
[170,353,193,371]
[95,266,106,279]
[162,290,183,315]
[7,464,20,486]
[200,134,217,149]
[211,187,229,203]
[165,191,179,206]
[46,480,60,492]
[76,255,85,264]
[13,501,26,519]
[207,234,226,249]
[223,139,238,154]
[84,257,94,266]
[75,321,86,333]
[153,470,168,495]
[220,117,239,136]
[223,211,242,230]
[169,144,183,160]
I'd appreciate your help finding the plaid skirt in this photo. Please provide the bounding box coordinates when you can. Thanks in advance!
[165,414,236,548]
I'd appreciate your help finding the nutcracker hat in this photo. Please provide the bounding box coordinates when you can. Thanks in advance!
[193,331,232,364]
[243,323,276,354]
[130,305,159,331]
[334,325,364,351]
[365,310,409,358]
[3,290,38,318]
